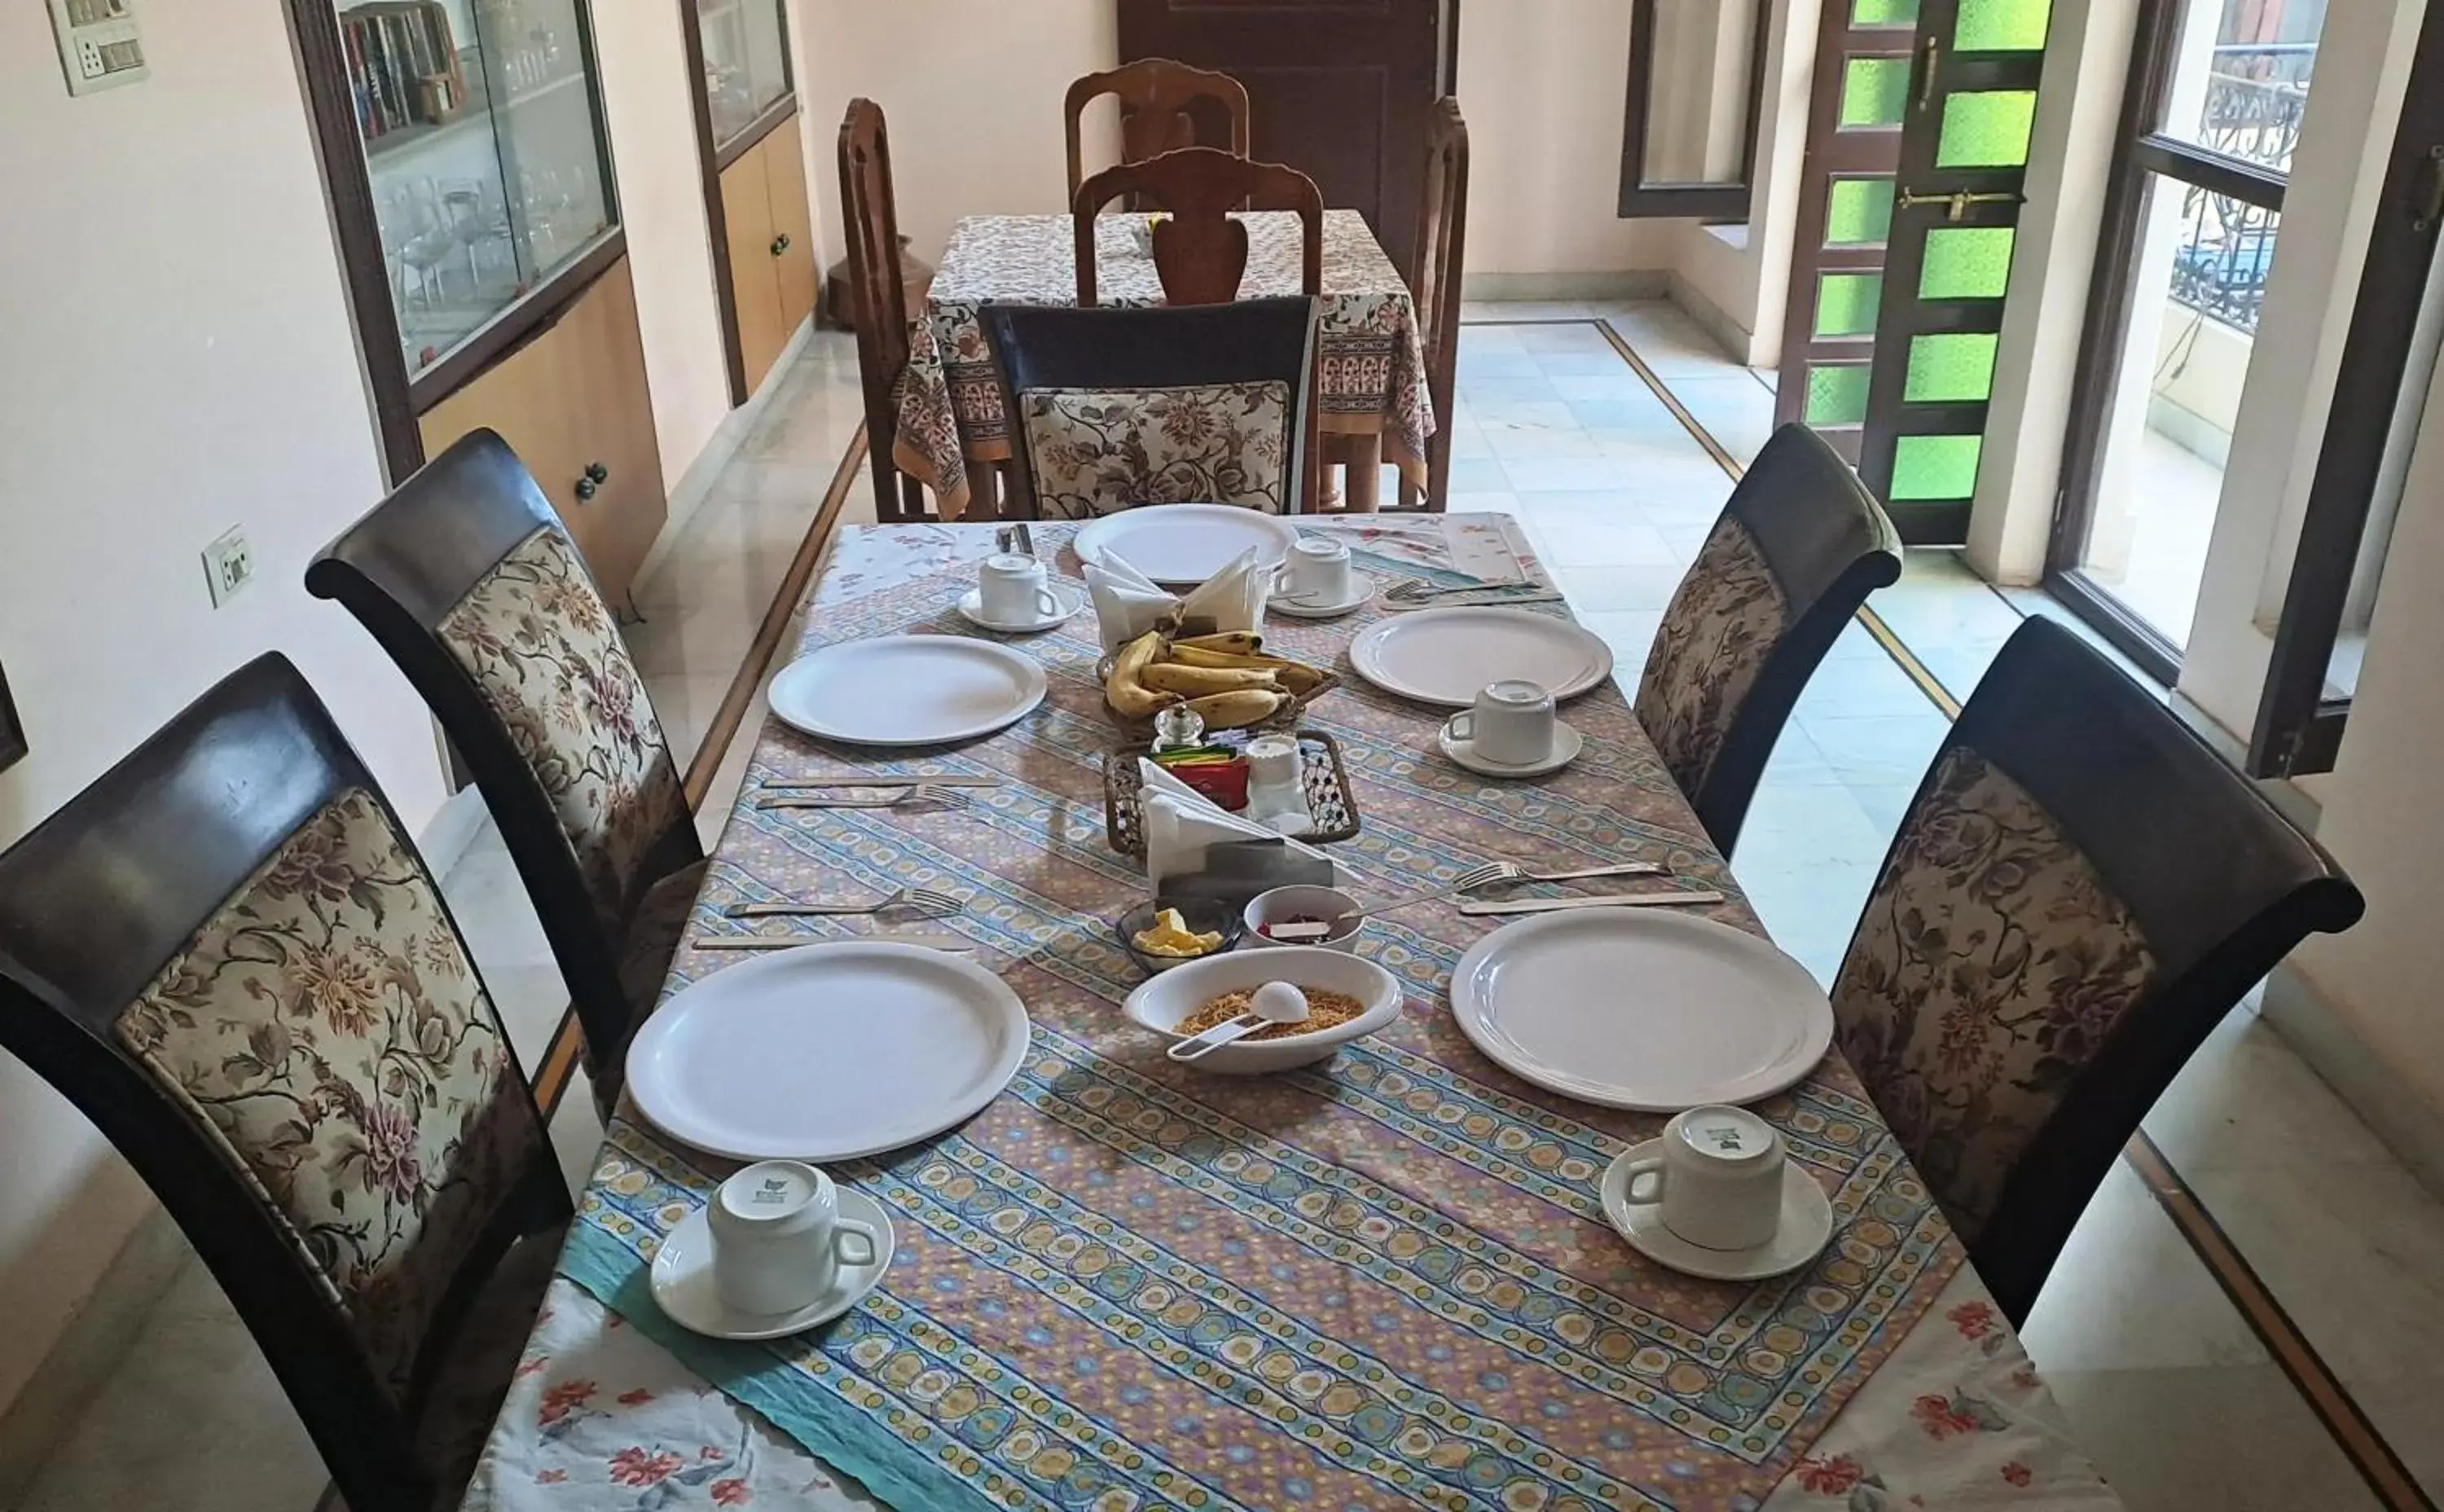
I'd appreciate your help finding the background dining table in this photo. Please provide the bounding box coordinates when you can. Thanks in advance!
[460,514,2119,1512]
[893,210,1436,520]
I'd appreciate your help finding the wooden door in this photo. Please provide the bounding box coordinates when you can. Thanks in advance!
[1117,0,1458,275]
[722,135,789,395]
[763,116,818,340]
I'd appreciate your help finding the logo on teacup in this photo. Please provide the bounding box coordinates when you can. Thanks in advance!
[752,1178,793,1206]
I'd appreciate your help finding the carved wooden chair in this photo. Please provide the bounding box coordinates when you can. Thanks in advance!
[1635,423,1903,851]
[1064,58,1251,198]
[1398,97,1469,511]
[980,297,1321,520]
[839,97,933,523]
[1072,145,1324,306]
[309,429,705,1109]
[0,654,570,1512]
[1831,617,2363,1321]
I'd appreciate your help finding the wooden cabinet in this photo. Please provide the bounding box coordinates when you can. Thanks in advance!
[418,258,668,604]
[714,115,815,399]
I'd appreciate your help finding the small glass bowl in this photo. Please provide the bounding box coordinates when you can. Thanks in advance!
[1114,899,1244,975]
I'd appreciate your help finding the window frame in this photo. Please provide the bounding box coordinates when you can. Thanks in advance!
[1617,0,1775,220]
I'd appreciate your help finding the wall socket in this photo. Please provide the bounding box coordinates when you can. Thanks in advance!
[203,527,255,608]
[47,0,148,96]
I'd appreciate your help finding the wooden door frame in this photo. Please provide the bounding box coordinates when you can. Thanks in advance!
[679,0,800,408]
[1617,0,1774,220]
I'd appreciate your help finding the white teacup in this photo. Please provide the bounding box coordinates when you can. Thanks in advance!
[978,553,1061,624]
[706,1160,879,1316]
[1274,536,1354,604]
[1445,679,1557,766]
[1624,1105,1785,1251]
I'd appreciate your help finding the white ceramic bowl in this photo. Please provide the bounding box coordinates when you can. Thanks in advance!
[1242,885,1363,952]
[1123,946,1403,1074]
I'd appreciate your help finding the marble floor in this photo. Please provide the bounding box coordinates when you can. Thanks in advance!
[11,306,2442,1512]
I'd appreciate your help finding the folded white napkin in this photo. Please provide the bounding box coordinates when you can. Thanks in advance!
[1139,758,1342,890]
[1086,546,1269,654]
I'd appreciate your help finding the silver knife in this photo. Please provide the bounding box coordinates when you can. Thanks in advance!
[689,931,973,952]
[1457,890,1726,916]
[759,776,1002,790]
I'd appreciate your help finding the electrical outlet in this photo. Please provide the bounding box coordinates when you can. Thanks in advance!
[203,527,254,608]
[47,0,147,96]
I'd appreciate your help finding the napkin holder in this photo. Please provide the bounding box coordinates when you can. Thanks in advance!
[1156,839,1335,910]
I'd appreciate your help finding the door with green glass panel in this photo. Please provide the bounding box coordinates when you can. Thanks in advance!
[1856,0,2050,543]
[1772,0,1919,465]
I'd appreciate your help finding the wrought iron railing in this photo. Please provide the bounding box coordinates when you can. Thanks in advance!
[2165,43,2312,334]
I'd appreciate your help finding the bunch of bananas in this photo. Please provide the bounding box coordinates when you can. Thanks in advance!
[1105,630,1330,730]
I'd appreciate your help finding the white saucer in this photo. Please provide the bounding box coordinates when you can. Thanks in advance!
[1269,571,1376,619]
[956,582,1086,634]
[650,1189,897,1340]
[1438,717,1584,777]
[1598,1141,1835,1281]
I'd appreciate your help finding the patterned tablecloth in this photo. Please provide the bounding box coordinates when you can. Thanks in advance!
[463,517,2120,1512]
[894,212,1435,520]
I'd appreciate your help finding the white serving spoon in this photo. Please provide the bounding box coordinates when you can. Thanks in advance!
[1167,982,1310,1062]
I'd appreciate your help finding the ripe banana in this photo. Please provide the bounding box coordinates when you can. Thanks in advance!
[1104,631,1179,718]
[1173,631,1265,656]
[1163,644,1286,671]
[1183,689,1288,729]
[1140,662,1281,697]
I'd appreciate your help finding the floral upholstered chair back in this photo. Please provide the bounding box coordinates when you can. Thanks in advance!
[436,525,687,943]
[1828,743,2163,1244]
[1016,380,1295,519]
[1633,511,1791,800]
[115,786,544,1400]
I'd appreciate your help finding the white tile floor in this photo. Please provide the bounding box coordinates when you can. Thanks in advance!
[13,306,2442,1512]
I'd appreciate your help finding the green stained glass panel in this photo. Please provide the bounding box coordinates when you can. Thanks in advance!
[1840,59,1911,128]
[1904,333,1998,402]
[1936,90,2037,167]
[1853,0,1919,23]
[1921,226,2016,299]
[1815,273,1883,337]
[1826,178,1897,245]
[1890,434,1984,499]
[1955,0,2051,51]
[1805,366,1873,426]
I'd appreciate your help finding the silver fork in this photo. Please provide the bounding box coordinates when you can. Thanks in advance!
[1353,860,1524,919]
[1384,576,1541,603]
[757,785,973,811]
[1485,860,1665,886]
[724,887,965,920]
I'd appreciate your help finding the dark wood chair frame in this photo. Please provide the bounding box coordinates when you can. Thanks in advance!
[1673,423,1902,853]
[978,297,1321,521]
[839,97,931,524]
[1063,57,1252,200]
[1072,145,1325,307]
[1399,96,1470,512]
[1858,617,2364,1321]
[306,428,703,1097]
[0,654,569,1512]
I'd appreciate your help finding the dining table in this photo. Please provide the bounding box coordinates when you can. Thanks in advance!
[459,512,2120,1512]
[893,210,1436,521]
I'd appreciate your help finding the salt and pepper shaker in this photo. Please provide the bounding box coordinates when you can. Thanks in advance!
[1243,733,1311,835]
[1152,704,1207,754]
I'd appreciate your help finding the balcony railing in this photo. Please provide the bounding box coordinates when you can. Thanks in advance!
[2165,44,2311,336]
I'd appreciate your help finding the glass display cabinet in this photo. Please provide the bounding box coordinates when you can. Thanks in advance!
[695,0,791,151]
[685,0,813,404]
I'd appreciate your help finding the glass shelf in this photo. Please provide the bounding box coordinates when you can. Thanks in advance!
[694,0,790,152]
[341,0,616,376]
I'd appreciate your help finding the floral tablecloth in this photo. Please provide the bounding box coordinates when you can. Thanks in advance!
[894,212,1435,519]
[462,518,2119,1512]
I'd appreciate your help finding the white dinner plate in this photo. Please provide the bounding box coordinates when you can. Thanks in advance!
[768,635,1047,745]
[1350,607,1614,707]
[1599,1143,1835,1281]
[1450,908,1832,1110]
[1072,505,1300,585]
[626,942,1031,1161]
[651,1190,897,1339]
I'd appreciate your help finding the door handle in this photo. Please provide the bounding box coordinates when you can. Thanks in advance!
[2411,143,2444,231]
[771,233,790,257]
[1917,36,1941,112]
[1897,188,2024,222]
[574,462,608,502]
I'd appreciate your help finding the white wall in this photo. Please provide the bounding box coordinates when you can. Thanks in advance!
[0,2,448,1420]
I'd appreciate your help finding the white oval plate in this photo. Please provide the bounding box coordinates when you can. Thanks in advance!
[1350,607,1614,707]
[1073,504,1300,585]
[626,942,1031,1161]
[1450,908,1831,1110]
[651,1189,897,1339]
[769,635,1046,745]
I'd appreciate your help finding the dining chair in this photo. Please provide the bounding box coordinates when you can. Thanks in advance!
[1073,145,1325,306]
[1832,617,2363,1322]
[839,96,933,524]
[1633,422,1902,851]
[307,429,705,1108]
[1397,97,1469,512]
[0,654,570,1512]
[978,297,1321,519]
[1063,58,1251,200]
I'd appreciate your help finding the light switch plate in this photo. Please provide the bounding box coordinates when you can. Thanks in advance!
[49,0,148,96]
[203,527,254,609]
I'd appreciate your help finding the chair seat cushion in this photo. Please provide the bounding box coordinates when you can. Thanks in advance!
[1018,380,1292,518]
[411,1224,568,1510]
